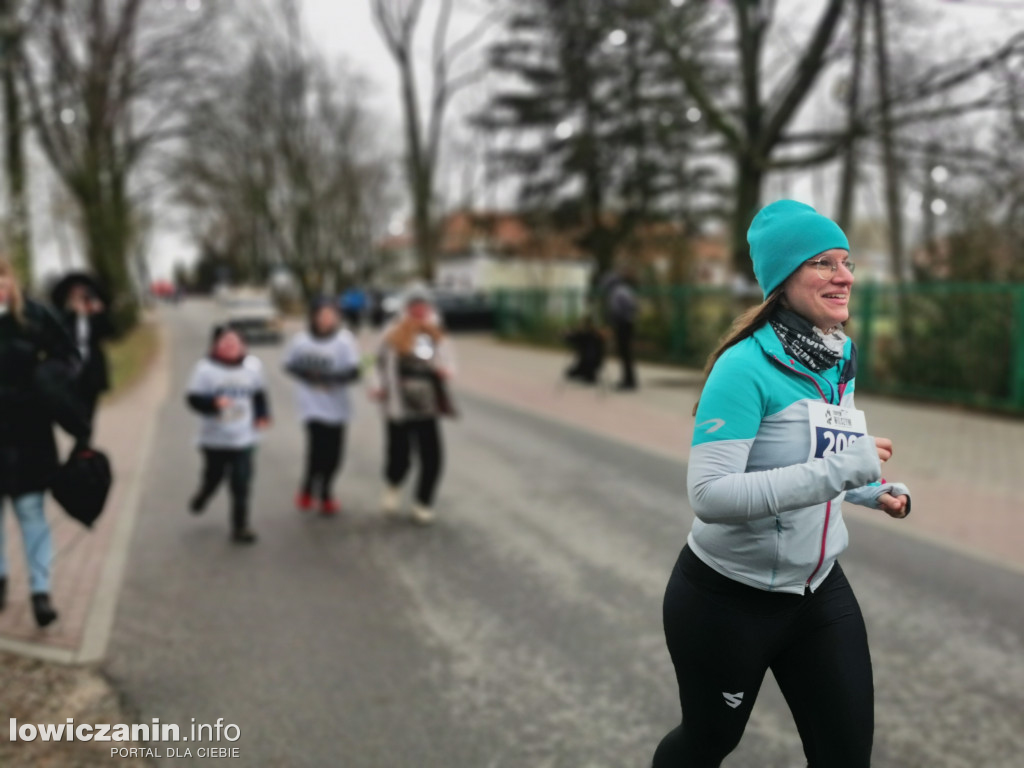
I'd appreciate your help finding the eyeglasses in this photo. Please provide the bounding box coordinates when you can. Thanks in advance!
[804,257,856,280]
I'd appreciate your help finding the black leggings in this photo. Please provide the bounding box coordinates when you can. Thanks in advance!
[302,421,346,500]
[613,320,636,387]
[653,547,873,768]
[385,419,442,506]
[194,448,254,532]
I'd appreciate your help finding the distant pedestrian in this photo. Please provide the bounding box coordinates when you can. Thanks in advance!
[371,289,456,525]
[0,256,92,627]
[283,298,361,516]
[368,288,387,329]
[603,267,639,391]
[185,326,270,544]
[340,286,367,330]
[50,271,114,428]
[563,314,606,385]
[653,200,912,768]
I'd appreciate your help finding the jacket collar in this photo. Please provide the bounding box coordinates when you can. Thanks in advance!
[751,322,857,384]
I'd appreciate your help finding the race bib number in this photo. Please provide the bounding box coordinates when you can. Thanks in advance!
[807,400,867,459]
[220,399,247,423]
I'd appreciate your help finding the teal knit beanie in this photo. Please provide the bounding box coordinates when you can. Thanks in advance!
[747,200,850,299]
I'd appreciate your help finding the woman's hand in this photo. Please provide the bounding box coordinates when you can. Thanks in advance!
[214,395,231,410]
[878,492,909,519]
[255,418,271,430]
[368,386,386,402]
[874,437,893,463]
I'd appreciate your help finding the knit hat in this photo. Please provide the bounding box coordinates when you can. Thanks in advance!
[747,200,850,299]
[404,286,433,307]
[210,324,229,345]
[308,295,340,334]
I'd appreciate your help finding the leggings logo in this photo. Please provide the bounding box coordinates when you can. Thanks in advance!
[722,692,744,709]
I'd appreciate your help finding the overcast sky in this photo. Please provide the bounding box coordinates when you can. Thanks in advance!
[303,0,401,121]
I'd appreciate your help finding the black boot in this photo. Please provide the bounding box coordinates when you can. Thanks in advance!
[31,593,58,627]
[231,503,256,544]
[0,577,6,611]
[231,528,258,544]
[189,492,208,515]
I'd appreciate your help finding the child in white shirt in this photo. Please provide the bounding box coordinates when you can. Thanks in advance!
[185,326,271,543]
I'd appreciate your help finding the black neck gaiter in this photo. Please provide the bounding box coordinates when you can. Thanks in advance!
[770,308,845,373]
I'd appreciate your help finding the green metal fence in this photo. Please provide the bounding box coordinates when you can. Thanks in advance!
[493,282,1024,413]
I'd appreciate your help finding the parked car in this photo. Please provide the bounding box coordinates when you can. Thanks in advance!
[370,287,495,331]
[222,289,284,344]
[433,290,495,331]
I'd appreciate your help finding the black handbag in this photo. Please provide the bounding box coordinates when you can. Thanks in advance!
[432,374,458,418]
[50,447,113,528]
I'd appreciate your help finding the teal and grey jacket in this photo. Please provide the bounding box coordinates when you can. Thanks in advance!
[687,322,911,595]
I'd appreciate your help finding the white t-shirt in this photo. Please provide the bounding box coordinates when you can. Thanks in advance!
[76,314,90,361]
[187,356,266,448]
[284,329,361,424]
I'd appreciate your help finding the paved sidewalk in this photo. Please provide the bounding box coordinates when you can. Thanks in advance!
[0,319,168,662]
[450,335,1024,572]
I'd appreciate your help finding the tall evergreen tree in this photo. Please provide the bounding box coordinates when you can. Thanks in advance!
[478,0,716,278]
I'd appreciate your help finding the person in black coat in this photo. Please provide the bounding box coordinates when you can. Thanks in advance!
[51,272,113,428]
[0,258,92,627]
[564,314,606,384]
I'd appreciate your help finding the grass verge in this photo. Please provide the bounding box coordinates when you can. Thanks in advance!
[0,651,150,767]
[106,319,160,399]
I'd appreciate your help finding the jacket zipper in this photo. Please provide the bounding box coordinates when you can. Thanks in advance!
[805,379,850,591]
[805,500,831,591]
[770,353,851,592]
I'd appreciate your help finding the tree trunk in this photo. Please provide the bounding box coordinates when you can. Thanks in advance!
[1,1,32,285]
[919,140,941,282]
[413,164,435,282]
[732,156,764,286]
[837,0,868,232]
[394,48,436,284]
[79,182,138,333]
[872,0,904,283]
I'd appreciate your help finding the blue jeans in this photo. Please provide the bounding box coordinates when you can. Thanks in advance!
[0,493,52,594]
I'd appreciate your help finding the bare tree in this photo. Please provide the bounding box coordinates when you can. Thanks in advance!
[15,0,221,328]
[648,0,846,279]
[172,0,392,299]
[371,0,497,282]
[646,0,1024,279]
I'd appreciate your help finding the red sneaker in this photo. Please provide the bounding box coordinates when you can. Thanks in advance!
[295,492,314,512]
[319,498,341,516]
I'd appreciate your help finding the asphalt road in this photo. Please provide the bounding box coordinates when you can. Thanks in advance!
[105,302,1024,768]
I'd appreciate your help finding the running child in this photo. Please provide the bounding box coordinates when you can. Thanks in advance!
[283,298,361,515]
[185,326,271,543]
